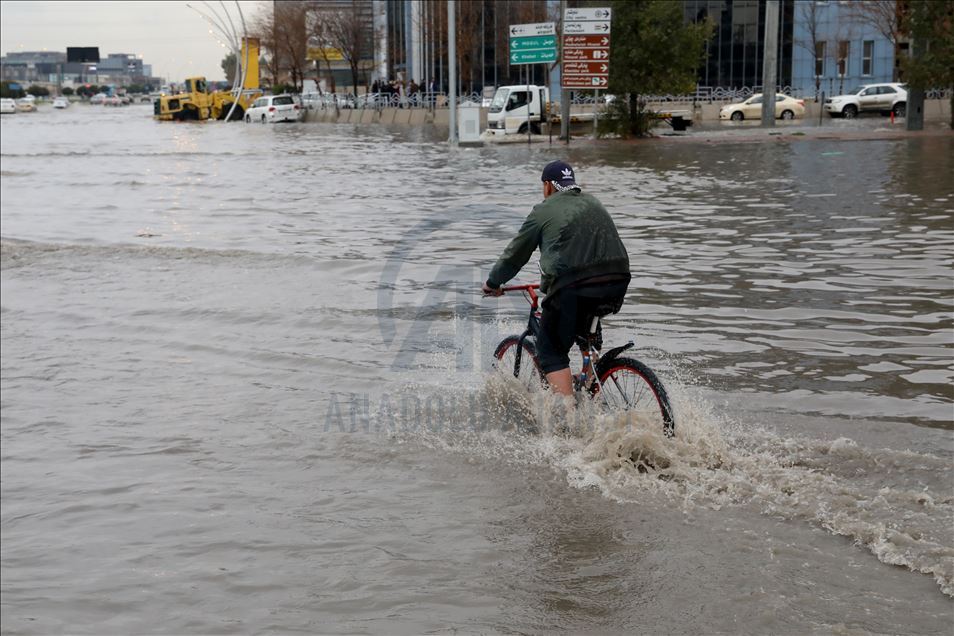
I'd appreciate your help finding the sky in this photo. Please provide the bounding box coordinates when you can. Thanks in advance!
[0,0,264,82]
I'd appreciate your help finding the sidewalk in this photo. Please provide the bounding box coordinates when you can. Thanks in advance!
[646,117,953,144]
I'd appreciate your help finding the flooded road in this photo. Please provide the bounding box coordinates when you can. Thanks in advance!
[2,104,952,633]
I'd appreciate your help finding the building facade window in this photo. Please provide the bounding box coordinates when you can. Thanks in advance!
[815,41,826,77]
[837,40,850,76]
[862,40,873,76]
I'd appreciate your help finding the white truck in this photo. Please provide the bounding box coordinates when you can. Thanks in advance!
[486,84,550,135]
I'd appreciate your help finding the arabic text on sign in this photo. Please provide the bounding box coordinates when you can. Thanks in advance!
[563,22,612,35]
[562,48,610,61]
[561,61,610,76]
[563,7,612,22]
[508,22,556,37]
[562,35,611,48]
[562,76,609,88]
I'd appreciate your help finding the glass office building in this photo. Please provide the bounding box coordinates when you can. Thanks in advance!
[683,0,795,90]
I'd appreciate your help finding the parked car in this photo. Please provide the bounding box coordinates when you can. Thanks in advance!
[720,93,806,121]
[53,96,70,109]
[16,97,37,112]
[244,94,302,123]
[824,83,907,119]
[90,93,107,104]
[103,95,123,106]
[0,98,16,114]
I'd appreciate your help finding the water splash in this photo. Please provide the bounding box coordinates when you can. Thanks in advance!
[385,369,954,597]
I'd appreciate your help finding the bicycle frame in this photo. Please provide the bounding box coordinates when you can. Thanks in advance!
[500,284,610,396]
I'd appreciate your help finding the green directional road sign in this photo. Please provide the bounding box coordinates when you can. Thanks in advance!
[509,48,558,64]
[509,36,557,50]
[509,22,557,65]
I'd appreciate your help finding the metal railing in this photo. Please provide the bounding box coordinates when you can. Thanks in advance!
[299,84,949,112]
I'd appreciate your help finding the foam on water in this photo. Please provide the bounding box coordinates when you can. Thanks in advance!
[387,370,954,598]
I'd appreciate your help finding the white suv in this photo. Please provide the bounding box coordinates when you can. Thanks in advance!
[245,94,302,123]
[825,83,907,119]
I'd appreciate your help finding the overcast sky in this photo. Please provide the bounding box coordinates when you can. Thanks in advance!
[0,0,264,81]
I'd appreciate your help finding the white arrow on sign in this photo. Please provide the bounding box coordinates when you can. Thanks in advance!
[509,22,556,37]
[564,22,611,35]
[592,49,609,60]
[563,7,612,22]
[591,77,608,86]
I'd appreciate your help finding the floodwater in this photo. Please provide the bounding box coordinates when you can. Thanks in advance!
[1,104,952,634]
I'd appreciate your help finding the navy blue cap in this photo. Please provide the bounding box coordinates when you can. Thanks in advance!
[541,160,576,187]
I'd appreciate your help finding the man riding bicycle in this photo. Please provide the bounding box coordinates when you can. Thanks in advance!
[483,160,631,396]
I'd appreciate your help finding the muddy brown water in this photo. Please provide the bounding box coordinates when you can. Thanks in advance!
[2,105,952,633]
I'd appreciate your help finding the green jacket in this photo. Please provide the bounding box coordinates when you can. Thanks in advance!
[487,189,630,295]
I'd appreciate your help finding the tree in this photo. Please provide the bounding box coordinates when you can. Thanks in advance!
[62,86,74,96]
[843,0,904,80]
[900,0,954,129]
[797,0,828,99]
[221,52,237,85]
[252,0,310,92]
[26,84,50,97]
[309,0,368,95]
[600,0,713,137]
[0,81,25,98]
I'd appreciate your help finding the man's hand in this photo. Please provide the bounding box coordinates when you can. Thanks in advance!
[482,282,504,297]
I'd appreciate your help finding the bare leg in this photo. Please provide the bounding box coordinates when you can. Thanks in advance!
[545,368,574,396]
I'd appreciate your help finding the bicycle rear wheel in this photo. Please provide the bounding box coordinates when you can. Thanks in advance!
[493,336,544,390]
[594,356,675,437]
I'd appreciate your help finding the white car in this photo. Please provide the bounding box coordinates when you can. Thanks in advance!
[720,94,806,121]
[90,93,107,105]
[825,83,907,118]
[0,98,16,114]
[53,96,70,108]
[245,94,302,123]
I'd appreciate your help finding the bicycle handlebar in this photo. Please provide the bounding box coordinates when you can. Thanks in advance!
[495,283,540,308]
[500,284,540,292]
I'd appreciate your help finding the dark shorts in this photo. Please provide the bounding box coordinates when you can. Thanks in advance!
[536,276,630,375]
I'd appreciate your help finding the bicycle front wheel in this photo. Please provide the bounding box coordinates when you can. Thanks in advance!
[493,336,544,390]
[594,356,675,437]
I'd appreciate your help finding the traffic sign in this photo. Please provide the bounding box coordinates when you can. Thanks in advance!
[510,49,558,64]
[509,36,557,50]
[509,22,555,38]
[563,21,611,35]
[562,76,609,89]
[563,46,611,61]
[563,7,612,22]
[562,61,609,76]
[509,22,557,66]
[563,35,611,49]
[561,7,612,90]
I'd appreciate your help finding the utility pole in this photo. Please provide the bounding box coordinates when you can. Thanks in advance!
[448,0,458,144]
[560,0,570,142]
[906,1,925,131]
[761,0,780,127]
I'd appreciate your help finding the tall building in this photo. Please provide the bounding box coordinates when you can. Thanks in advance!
[303,0,549,94]
[683,0,796,91]
[790,0,896,98]
[681,0,897,97]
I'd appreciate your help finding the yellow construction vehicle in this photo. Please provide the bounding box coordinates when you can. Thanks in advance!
[154,38,262,121]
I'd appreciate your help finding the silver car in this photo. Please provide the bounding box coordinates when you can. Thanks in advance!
[824,83,908,119]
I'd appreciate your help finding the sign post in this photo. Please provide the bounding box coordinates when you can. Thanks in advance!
[561,7,612,140]
[509,22,556,143]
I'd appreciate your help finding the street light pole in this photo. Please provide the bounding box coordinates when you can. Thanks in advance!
[448,0,457,144]
[560,0,570,143]
[760,0,780,127]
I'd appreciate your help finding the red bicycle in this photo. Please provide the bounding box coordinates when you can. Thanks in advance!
[491,284,675,437]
